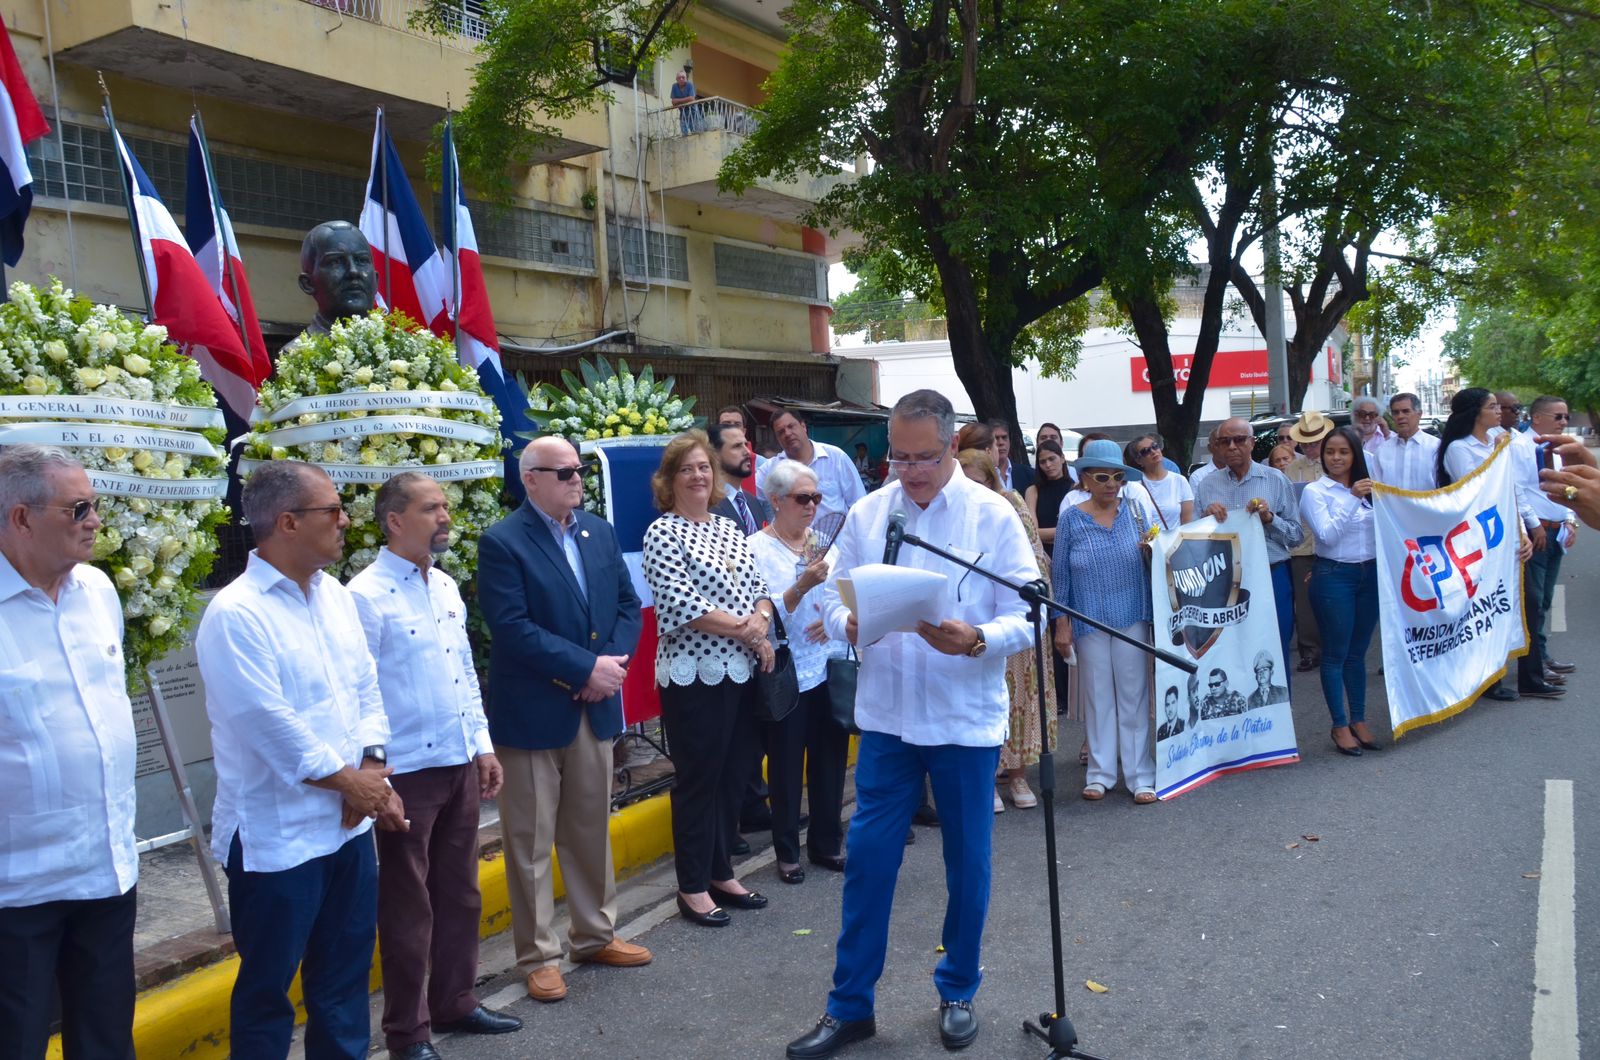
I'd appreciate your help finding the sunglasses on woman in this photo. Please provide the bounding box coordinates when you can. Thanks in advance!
[1083,471,1125,485]
[1137,443,1162,459]
[788,493,824,506]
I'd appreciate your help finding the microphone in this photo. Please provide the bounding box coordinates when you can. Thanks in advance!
[883,509,908,564]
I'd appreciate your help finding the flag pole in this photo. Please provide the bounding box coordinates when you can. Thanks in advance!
[193,110,246,349]
[377,106,392,311]
[99,72,153,322]
[444,113,462,366]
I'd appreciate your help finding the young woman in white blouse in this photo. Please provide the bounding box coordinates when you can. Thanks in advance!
[748,461,849,885]
[1124,433,1193,532]
[1301,426,1380,758]
[641,431,776,928]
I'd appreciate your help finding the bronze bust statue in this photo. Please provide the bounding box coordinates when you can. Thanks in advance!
[297,221,377,334]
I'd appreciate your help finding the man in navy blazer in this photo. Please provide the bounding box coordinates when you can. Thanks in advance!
[477,436,651,1005]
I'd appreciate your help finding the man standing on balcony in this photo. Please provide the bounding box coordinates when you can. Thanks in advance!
[671,70,700,134]
[756,408,866,524]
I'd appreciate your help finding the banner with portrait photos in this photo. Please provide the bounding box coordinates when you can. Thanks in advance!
[1373,434,1525,738]
[1152,514,1301,799]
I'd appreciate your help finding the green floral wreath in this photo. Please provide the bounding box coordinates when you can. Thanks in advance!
[0,279,228,680]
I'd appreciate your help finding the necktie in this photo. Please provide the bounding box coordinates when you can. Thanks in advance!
[732,490,757,534]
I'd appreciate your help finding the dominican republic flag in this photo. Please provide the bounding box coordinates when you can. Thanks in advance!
[593,439,672,726]
[0,17,48,267]
[360,110,452,334]
[440,118,527,491]
[111,126,252,404]
[184,117,271,421]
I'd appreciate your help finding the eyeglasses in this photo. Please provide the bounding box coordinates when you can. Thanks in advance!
[288,504,344,517]
[1083,471,1125,485]
[1137,443,1162,458]
[1355,410,1380,420]
[888,454,944,471]
[30,498,99,522]
[788,492,824,506]
[1503,405,1522,413]
[530,465,585,481]
[1218,435,1254,448]
[1208,679,1224,689]
[1549,412,1572,421]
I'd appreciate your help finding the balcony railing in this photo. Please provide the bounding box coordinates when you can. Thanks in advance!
[299,0,490,43]
[649,96,763,141]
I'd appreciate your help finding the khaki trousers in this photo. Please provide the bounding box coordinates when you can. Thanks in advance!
[496,715,617,973]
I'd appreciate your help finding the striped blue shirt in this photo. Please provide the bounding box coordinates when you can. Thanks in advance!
[1051,500,1152,639]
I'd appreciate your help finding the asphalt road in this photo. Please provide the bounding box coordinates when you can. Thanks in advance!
[371,542,1596,1060]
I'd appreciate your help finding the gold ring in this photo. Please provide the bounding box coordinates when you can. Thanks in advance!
[1565,484,1579,501]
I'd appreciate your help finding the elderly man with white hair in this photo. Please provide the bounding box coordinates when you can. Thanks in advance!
[747,458,850,885]
[1350,395,1390,453]
[476,436,649,1006]
[0,445,138,1060]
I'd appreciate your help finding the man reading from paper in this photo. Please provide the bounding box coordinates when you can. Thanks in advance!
[786,389,1036,1060]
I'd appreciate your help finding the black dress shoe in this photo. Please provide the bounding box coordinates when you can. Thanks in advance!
[1519,680,1567,699]
[675,894,729,927]
[905,827,916,845]
[730,837,751,856]
[1548,658,1576,674]
[1484,686,1519,702]
[808,852,846,872]
[912,804,940,827]
[392,1044,443,1060]
[434,1005,521,1036]
[708,883,768,909]
[779,866,806,884]
[786,1014,876,1059]
[938,1000,980,1050]
[739,810,774,832]
[1543,669,1567,686]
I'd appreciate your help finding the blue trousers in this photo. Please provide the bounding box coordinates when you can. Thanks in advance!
[827,733,1000,1021]
[224,832,378,1060]
[1307,558,1379,727]
[1271,560,1295,693]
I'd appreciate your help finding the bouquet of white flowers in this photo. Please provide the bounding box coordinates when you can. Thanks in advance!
[0,279,228,679]
[242,311,505,580]
[522,356,698,512]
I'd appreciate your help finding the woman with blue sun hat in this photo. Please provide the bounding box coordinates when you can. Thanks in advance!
[1050,438,1158,804]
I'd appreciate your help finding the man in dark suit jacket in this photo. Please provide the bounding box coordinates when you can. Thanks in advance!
[477,436,649,1005]
[709,421,773,533]
[988,419,1034,494]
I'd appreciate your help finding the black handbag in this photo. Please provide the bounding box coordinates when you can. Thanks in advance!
[826,646,860,733]
[752,610,800,722]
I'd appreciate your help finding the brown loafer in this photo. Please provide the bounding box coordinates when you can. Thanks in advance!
[578,939,653,967]
[526,965,567,1003]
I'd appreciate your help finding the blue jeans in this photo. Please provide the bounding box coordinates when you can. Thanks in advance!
[225,832,378,1059]
[1271,560,1295,693]
[827,733,1000,1021]
[1307,558,1379,727]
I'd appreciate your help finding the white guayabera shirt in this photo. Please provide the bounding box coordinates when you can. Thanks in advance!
[820,472,1035,747]
[0,553,137,907]
[197,551,389,873]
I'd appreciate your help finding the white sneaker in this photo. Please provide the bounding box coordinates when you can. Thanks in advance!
[1008,776,1037,809]
[993,789,1005,813]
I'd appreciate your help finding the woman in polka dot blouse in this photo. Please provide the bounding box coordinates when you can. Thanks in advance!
[642,430,778,928]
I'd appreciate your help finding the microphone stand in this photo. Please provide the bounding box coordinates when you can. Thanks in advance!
[895,529,1197,1060]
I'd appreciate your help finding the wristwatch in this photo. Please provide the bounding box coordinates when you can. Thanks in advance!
[361,745,387,766]
[966,628,988,658]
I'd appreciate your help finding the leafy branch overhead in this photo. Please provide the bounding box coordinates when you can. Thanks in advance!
[410,0,693,198]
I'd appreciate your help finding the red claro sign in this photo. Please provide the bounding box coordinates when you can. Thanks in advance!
[1130,349,1269,392]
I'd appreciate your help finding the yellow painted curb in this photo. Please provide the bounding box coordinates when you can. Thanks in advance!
[53,790,678,1060]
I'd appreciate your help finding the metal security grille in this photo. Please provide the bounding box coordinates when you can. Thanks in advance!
[714,242,825,301]
[442,197,597,271]
[26,118,364,232]
[1229,390,1271,418]
[607,223,689,281]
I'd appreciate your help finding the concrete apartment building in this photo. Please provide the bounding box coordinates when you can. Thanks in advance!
[6,0,855,404]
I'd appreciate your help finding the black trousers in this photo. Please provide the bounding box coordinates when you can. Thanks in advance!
[660,678,762,892]
[0,886,137,1060]
[767,683,850,864]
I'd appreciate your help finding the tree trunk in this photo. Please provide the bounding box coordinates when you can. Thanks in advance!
[1127,294,1203,466]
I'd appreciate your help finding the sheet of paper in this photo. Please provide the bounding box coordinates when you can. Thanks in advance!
[837,563,949,645]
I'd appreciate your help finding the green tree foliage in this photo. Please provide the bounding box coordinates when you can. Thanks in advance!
[411,0,692,198]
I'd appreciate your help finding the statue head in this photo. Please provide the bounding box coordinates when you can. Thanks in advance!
[298,221,376,326]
